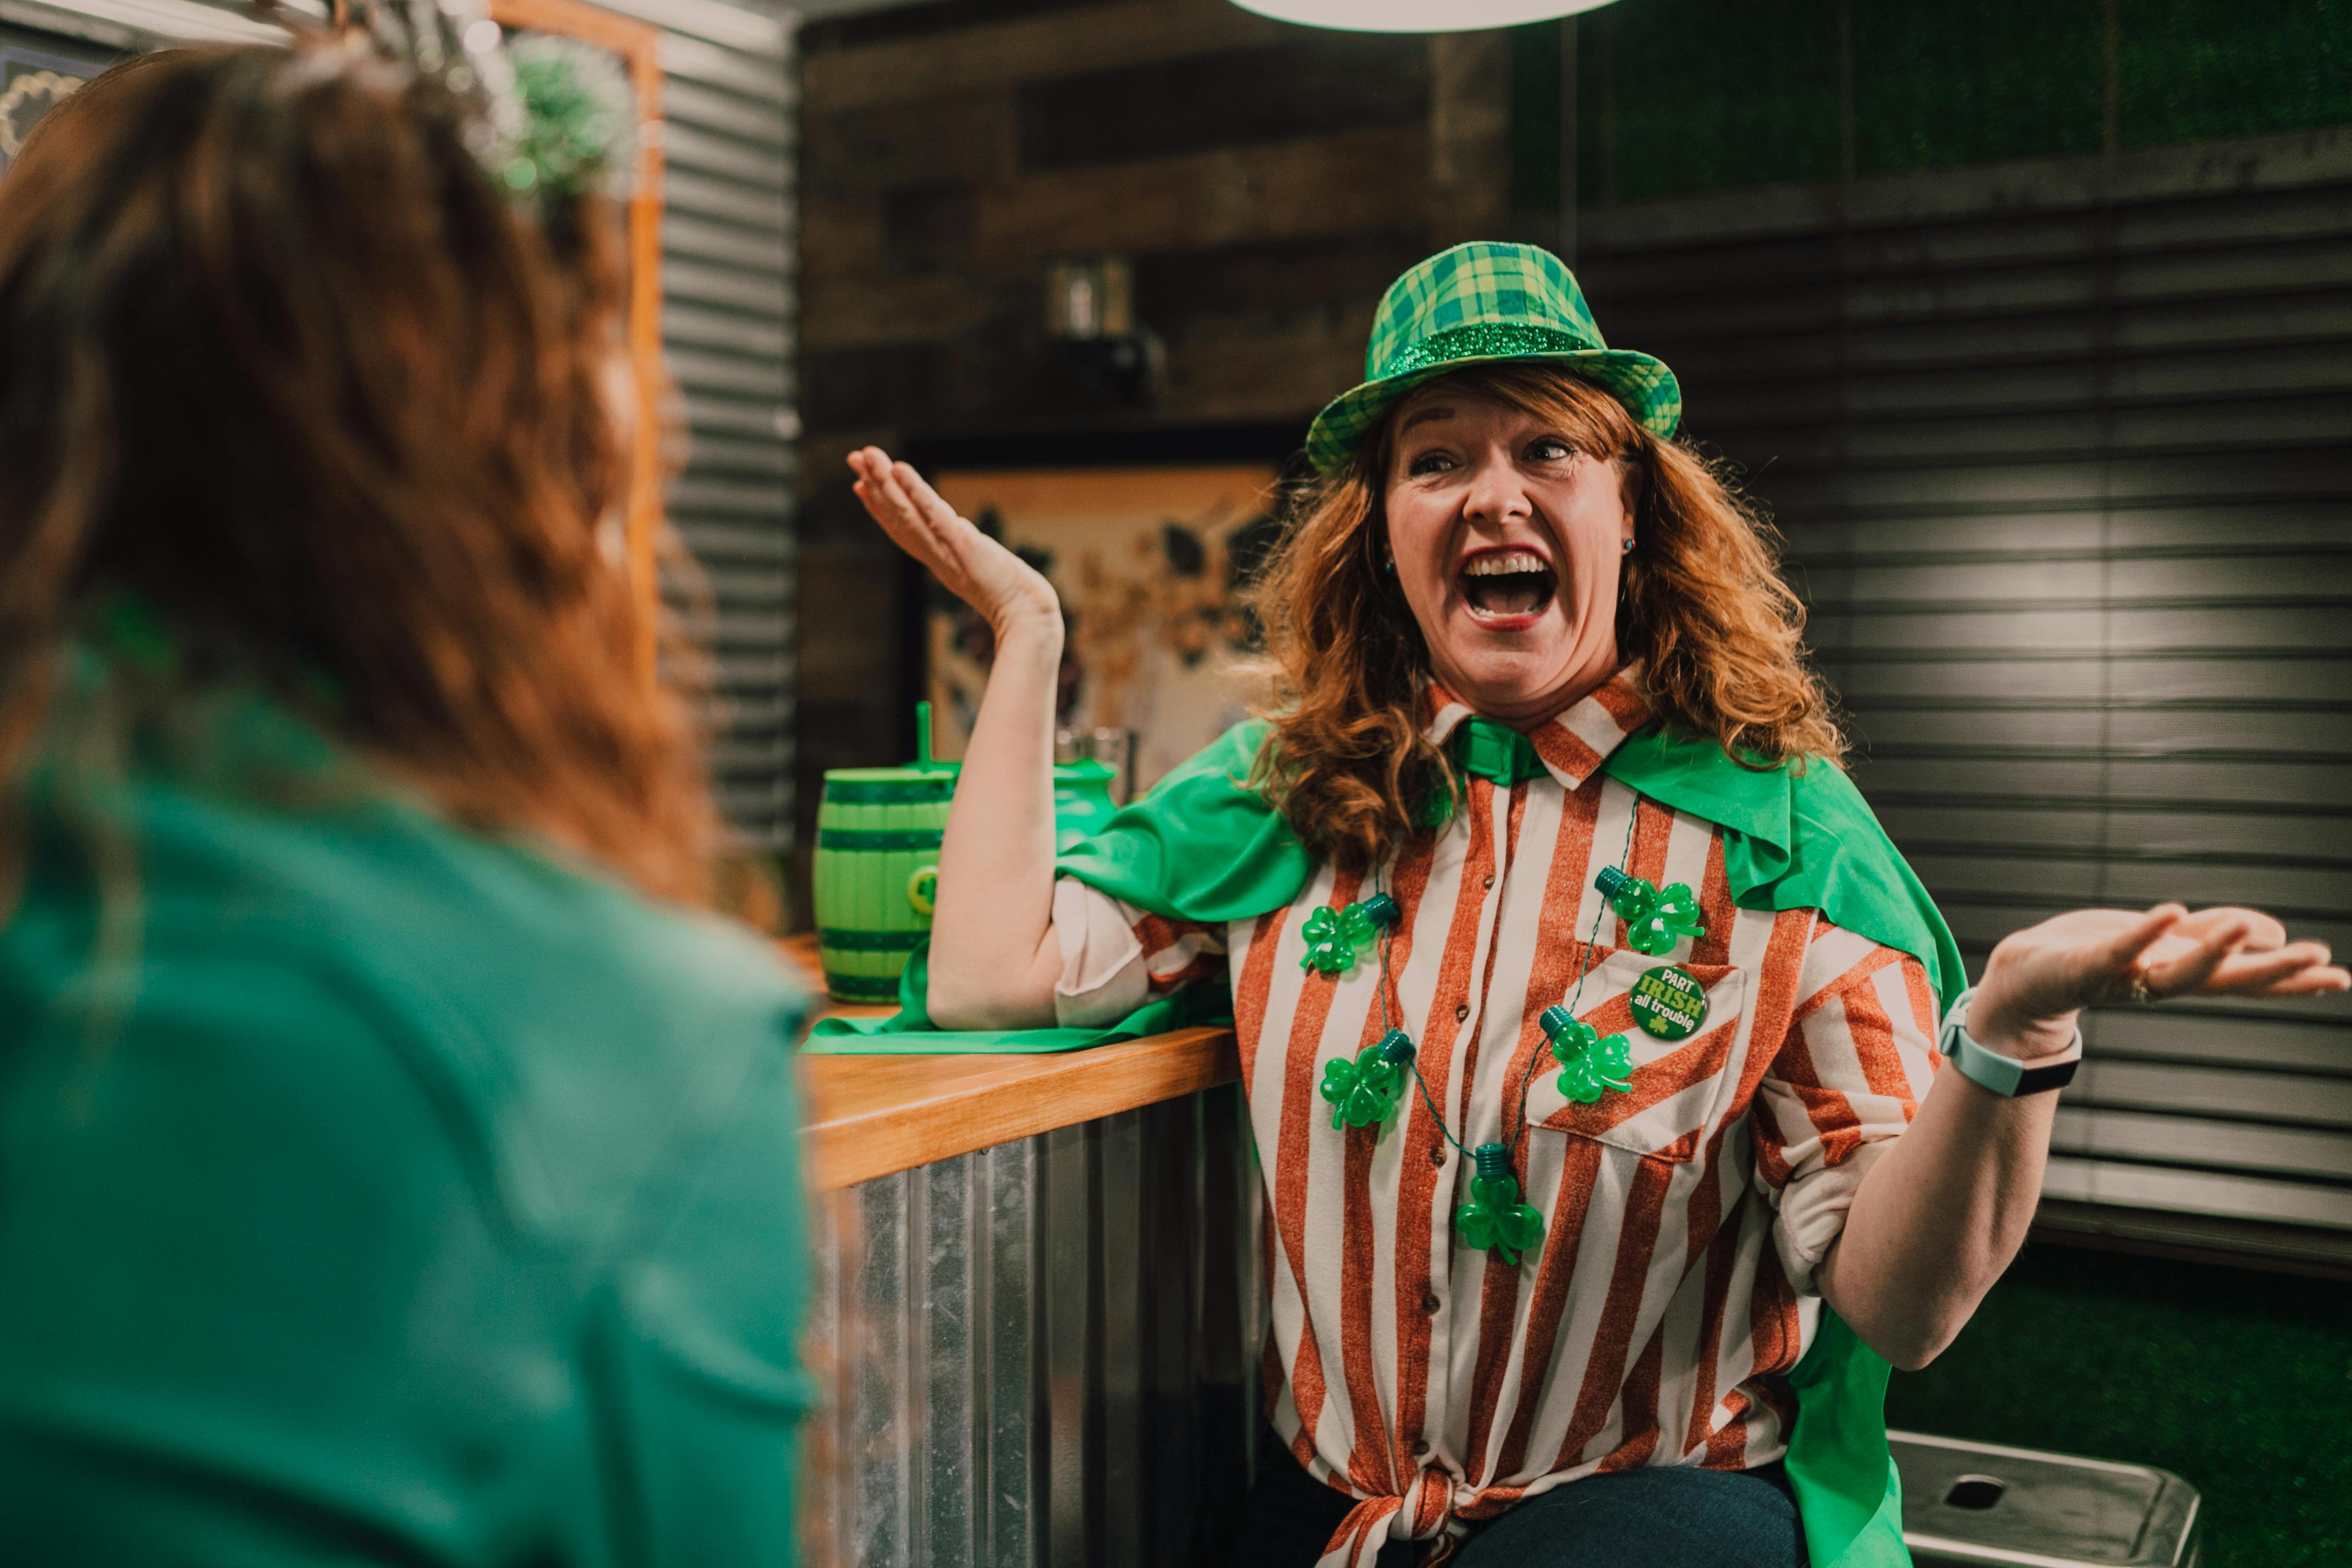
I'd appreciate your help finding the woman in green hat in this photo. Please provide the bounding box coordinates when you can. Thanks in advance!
[847,241,2344,1568]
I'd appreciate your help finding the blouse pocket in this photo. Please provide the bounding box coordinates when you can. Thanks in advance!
[1526,948,1752,1163]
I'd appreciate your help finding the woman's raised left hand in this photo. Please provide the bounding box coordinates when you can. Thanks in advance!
[1966,904,2350,1058]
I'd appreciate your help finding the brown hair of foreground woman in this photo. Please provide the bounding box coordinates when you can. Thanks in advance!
[1248,361,1844,872]
[0,43,714,904]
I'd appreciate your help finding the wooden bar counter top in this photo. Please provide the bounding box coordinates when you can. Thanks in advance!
[781,935,1240,1191]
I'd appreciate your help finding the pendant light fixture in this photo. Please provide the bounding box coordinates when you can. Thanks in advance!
[1229,0,1618,32]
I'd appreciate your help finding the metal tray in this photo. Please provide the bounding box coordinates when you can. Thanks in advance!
[1890,1430,2202,1568]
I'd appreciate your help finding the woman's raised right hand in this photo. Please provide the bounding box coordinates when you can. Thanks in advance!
[848,447,1060,635]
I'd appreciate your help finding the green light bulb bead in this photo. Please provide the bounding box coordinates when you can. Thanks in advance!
[1541,1004,1597,1063]
[1455,1142,1544,1264]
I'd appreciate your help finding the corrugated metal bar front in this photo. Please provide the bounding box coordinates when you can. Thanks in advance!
[807,1084,1265,1568]
[1580,129,2352,1262]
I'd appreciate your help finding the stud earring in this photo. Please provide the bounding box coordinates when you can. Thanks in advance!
[1382,555,1398,575]
[1621,537,1635,554]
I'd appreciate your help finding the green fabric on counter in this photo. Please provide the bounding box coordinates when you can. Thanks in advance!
[809,714,1958,1568]
[0,671,818,1567]
[804,939,1238,1053]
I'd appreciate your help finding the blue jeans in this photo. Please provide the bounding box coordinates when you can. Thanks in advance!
[1232,1439,1809,1568]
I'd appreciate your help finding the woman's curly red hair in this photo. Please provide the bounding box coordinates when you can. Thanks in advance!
[1248,362,1845,872]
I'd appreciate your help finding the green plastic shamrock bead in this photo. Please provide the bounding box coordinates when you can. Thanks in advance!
[1595,867,1706,956]
[1593,1030,1634,1080]
[1318,1030,1417,1129]
[1455,1143,1544,1265]
[1540,1004,1634,1103]
[1299,906,1357,973]
[1554,1054,1606,1103]
[1299,895,1403,974]
[1553,1041,1633,1103]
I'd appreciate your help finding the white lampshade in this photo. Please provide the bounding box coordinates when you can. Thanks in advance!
[1230,0,1620,32]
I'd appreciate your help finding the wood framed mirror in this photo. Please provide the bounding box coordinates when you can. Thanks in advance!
[488,0,668,689]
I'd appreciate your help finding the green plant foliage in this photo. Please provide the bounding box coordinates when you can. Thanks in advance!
[1510,0,2352,208]
[2120,0,2352,148]
[1888,1246,2352,1567]
[1853,0,2106,174]
[1593,0,1844,202]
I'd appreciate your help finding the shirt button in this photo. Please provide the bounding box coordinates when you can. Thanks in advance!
[1482,873,1495,889]
[1455,1003,1470,1022]
[1421,1290,1441,1316]
[1413,1437,1431,1457]
[1428,1143,1446,1167]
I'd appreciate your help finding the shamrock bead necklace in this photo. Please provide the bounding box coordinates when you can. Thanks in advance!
[1309,796,1711,1266]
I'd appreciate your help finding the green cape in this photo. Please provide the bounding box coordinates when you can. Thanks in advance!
[809,718,1958,1568]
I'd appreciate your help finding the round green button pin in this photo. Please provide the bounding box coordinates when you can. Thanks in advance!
[1630,965,1708,1041]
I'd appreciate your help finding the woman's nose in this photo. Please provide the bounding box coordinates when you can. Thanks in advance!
[1460,450,1535,529]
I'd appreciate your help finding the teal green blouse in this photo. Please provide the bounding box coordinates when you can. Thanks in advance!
[0,689,817,1566]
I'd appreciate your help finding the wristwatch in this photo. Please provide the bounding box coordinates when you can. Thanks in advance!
[1938,986,2082,1098]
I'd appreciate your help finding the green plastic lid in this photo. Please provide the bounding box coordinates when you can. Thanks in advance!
[823,764,960,785]
[821,706,1121,788]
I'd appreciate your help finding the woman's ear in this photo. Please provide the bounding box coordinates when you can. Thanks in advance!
[1617,448,1648,522]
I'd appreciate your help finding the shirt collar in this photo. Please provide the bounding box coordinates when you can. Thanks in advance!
[1424,669,1652,792]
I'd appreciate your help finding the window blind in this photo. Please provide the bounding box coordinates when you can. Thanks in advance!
[1581,129,2352,1265]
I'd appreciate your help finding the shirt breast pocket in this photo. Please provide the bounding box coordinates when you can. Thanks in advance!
[1527,948,1752,1163]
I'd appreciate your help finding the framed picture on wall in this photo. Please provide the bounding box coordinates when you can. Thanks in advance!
[925,464,1286,794]
[0,45,102,174]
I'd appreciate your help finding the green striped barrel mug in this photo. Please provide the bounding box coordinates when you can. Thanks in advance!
[812,758,1123,1005]
[813,766,956,1004]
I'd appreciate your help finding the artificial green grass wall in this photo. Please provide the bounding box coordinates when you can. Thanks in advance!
[1511,0,2352,208]
[1884,1244,2352,1568]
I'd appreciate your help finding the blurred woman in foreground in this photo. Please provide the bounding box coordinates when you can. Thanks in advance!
[0,30,814,1565]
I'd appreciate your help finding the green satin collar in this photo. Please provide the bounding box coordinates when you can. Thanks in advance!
[1450,716,1549,787]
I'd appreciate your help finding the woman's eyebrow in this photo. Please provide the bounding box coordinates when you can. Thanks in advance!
[1399,404,1456,432]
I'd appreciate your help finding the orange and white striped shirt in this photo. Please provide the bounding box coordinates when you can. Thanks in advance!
[1051,673,1943,1566]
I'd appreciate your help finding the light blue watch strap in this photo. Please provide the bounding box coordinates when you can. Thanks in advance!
[1939,986,2082,1098]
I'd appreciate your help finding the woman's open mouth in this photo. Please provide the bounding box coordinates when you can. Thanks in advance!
[1459,548,1557,624]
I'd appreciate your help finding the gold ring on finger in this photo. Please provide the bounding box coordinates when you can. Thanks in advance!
[2127,969,2155,1006]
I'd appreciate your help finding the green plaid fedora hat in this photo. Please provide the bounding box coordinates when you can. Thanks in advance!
[1304,240,1681,476]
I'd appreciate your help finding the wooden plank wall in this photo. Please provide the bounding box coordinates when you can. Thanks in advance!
[791,0,1514,905]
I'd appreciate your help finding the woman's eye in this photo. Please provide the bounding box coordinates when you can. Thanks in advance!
[1407,450,1455,476]
[1527,438,1575,463]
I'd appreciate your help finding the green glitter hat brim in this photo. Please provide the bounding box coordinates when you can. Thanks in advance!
[1304,346,1681,477]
